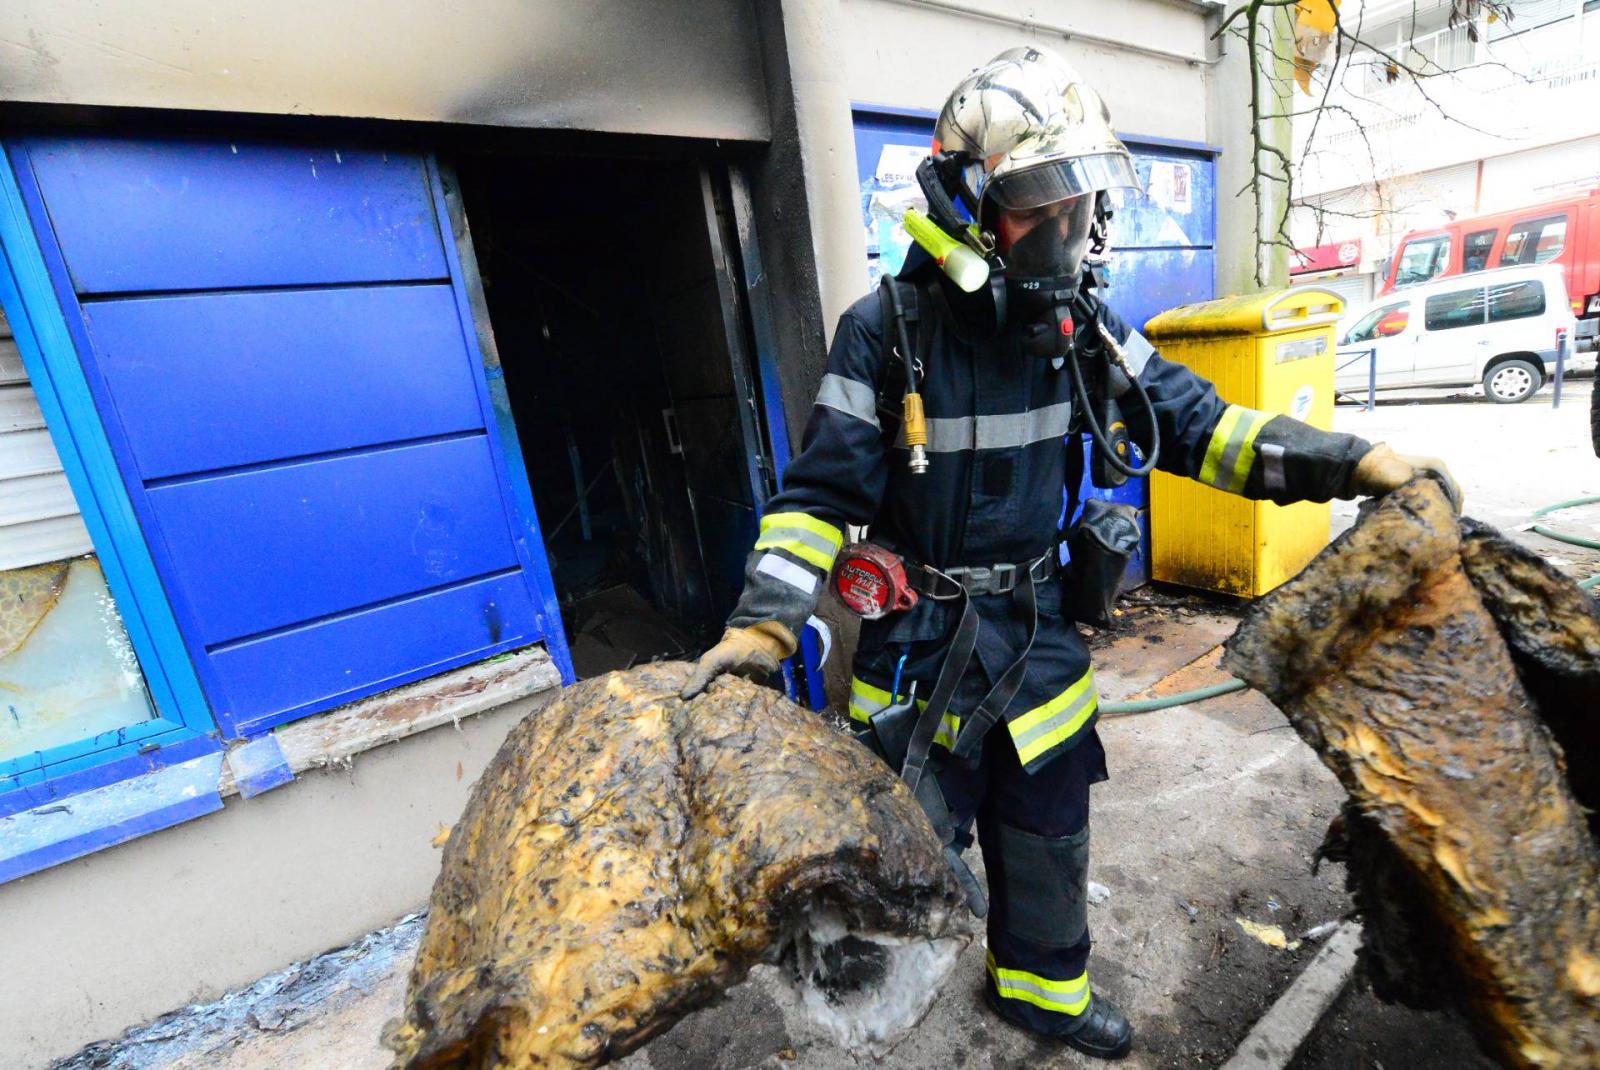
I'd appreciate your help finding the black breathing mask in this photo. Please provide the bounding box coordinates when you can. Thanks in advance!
[914,155,1160,485]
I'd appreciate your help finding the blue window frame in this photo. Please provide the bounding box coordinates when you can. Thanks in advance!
[0,151,221,809]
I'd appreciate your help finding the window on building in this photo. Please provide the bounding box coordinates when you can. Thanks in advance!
[1343,302,1411,343]
[1405,22,1479,72]
[1394,235,1451,287]
[1488,0,1582,41]
[1463,229,1498,273]
[1425,287,1489,330]
[1499,215,1568,266]
[1487,280,1547,322]
[0,309,164,773]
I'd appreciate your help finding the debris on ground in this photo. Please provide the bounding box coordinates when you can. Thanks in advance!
[1235,918,1300,952]
[54,915,427,1070]
[1224,478,1600,1068]
[384,664,972,1070]
[563,585,693,678]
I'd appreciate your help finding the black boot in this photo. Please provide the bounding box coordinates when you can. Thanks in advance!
[1056,993,1133,1060]
[984,987,1134,1060]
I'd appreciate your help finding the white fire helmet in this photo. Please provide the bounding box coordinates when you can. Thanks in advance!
[933,45,1142,226]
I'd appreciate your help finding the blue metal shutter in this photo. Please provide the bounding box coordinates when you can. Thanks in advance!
[1102,141,1219,334]
[7,137,569,737]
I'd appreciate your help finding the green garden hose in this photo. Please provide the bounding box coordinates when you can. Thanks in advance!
[1099,677,1247,717]
[1099,498,1600,718]
[1529,495,1600,590]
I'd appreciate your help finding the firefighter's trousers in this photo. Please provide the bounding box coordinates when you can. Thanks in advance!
[938,720,1108,1036]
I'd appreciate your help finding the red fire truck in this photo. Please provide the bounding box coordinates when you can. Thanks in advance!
[1377,188,1600,351]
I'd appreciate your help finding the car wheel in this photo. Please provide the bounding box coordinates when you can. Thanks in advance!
[1484,359,1543,404]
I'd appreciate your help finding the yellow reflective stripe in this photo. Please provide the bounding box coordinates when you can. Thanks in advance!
[1225,409,1274,495]
[932,712,961,751]
[848,677,925,724]
[1009,668,1098,767]
[848,677,892,723]
[1009,668,1096,738]
[760,512,844,548]
[986,953,1091,1015]
[1199,405,1275,495]
[755,512,844,571]
[1198,405,1244,487]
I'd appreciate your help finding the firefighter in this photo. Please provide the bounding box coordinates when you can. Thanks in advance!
[682,46,1456,1060]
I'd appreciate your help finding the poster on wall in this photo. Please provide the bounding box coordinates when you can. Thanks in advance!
[860,142,928,289]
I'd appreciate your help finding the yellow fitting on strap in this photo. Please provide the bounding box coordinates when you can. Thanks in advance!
[902,392,927,448]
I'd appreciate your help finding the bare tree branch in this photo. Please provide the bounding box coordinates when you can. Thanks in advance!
[1214,0,1518,285]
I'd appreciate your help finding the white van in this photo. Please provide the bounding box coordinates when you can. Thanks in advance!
[1334,264,1584,403]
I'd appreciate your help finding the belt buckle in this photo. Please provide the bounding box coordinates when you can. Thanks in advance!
[1028,552,1054,582]
[923,565,965,601]
[990,563,1017,594]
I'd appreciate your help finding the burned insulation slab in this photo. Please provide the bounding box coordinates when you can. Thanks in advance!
[1223,480,1600,1068]
[383,663,971,1070]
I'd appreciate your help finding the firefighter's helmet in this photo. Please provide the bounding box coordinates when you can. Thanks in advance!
[933,46,1141,225]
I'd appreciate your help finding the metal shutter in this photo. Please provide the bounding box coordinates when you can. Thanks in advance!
[7,137,567,737]
[0,310,91,570]
[1309,272,1374,312]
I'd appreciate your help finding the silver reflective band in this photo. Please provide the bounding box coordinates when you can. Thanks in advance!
[1009,685,1097,754]
[815,373,879,429]
[1259,441,1287,495]
[896,400,1073,453]
[1121,330,1155,379]
[756,552,818,594]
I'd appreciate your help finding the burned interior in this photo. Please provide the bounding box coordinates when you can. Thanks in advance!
[453,151,772,679]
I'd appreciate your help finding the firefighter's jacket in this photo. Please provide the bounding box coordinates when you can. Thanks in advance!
[729,267,1372,773]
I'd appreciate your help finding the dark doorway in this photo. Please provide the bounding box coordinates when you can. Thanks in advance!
[452,152,765,678]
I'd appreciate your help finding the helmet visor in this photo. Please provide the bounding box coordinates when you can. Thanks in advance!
[986,151,1141,211]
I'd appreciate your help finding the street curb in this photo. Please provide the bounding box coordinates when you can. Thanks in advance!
[1220,921,1363,1070]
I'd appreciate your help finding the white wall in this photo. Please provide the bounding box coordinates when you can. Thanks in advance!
[838,0,1215,143]
[834,0,1276,290]
[1481,135,1600,210]
[0,696,544,1069]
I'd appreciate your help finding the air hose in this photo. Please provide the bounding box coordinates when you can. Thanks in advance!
[1067,293,1160,480]
[1528,495,1600,590]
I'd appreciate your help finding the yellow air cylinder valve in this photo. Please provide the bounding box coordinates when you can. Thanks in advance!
[903,391,929,474]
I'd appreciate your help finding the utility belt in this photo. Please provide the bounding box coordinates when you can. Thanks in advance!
[909,553,1057,600]
[831,540,1056,619]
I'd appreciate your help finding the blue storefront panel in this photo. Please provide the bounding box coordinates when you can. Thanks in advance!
[26,140,448,294]
[146,435,524,647]
[1101,145,1219,334]
[80,285,486,480]
[7,137,568,739]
